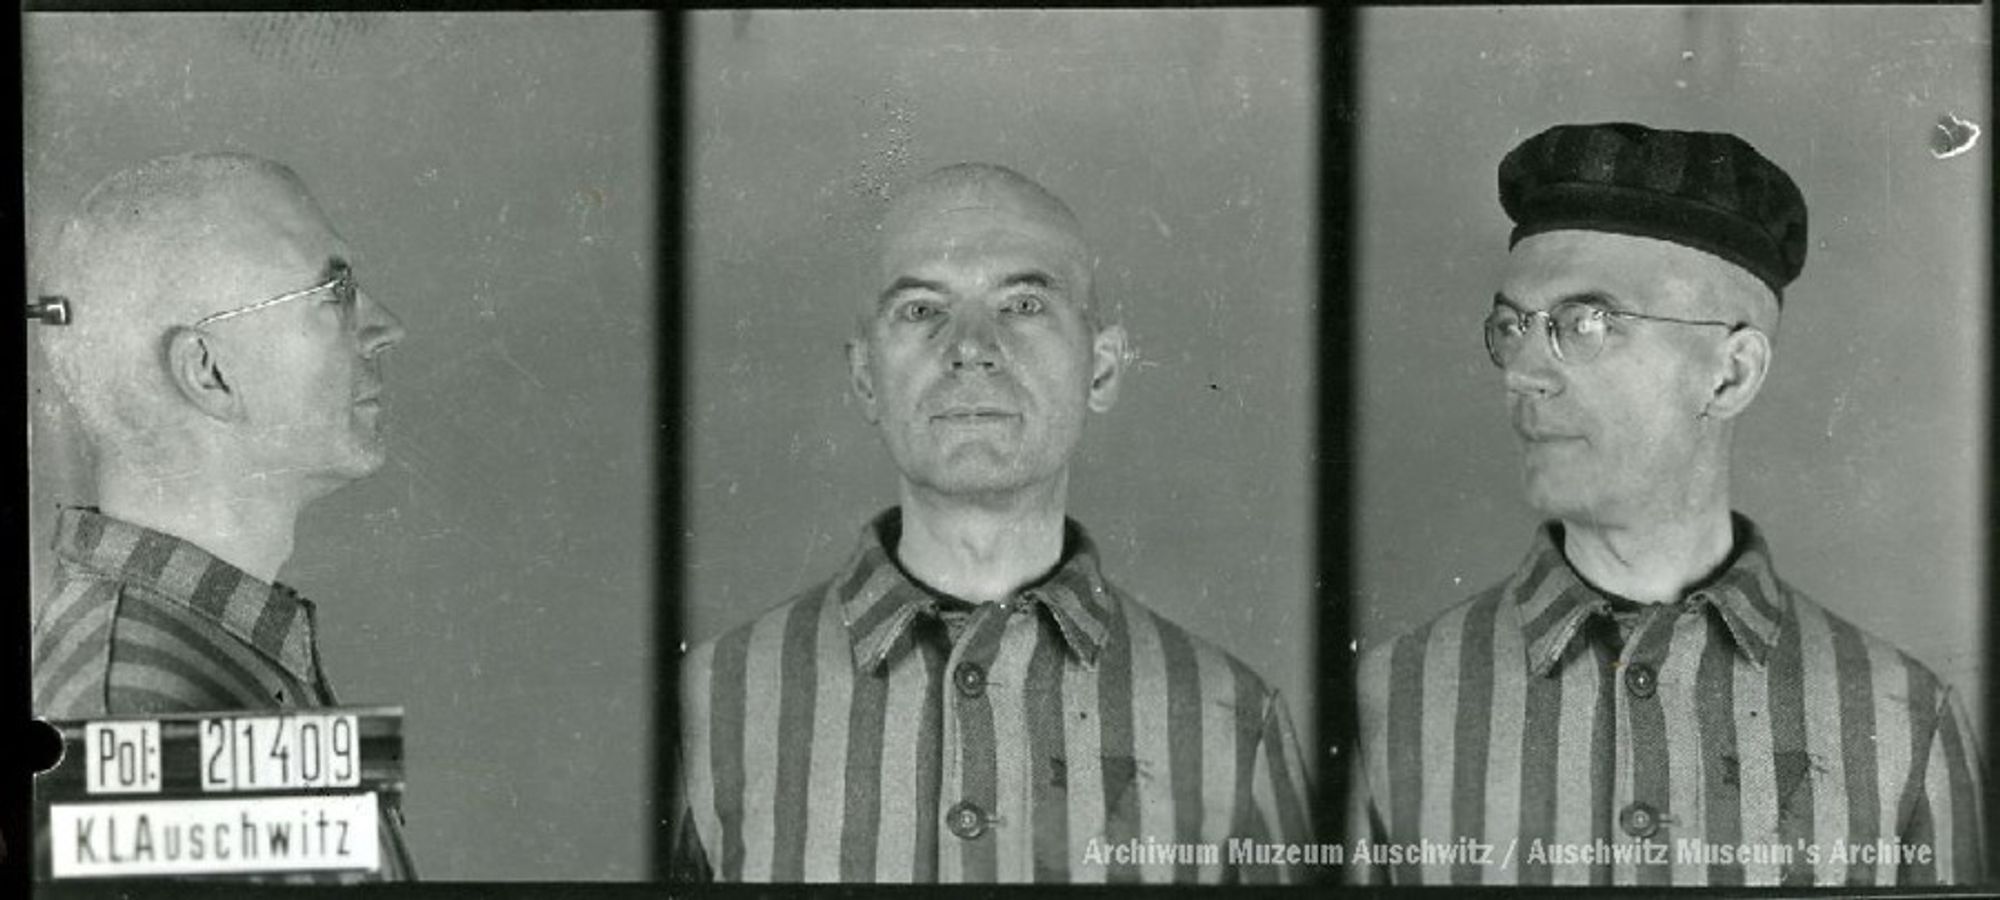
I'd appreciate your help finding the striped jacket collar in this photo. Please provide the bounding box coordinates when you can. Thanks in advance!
[838,508,1115,674]
[1513,512,1788,676]
[52,506,323,688]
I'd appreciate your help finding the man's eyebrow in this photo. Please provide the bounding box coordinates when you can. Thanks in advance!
[997,270,1059,291]
[1562,290,1623,310]
[1492,290,1622,310]
[878,276,946,307]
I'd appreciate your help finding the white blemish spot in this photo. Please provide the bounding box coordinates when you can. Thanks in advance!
[1932,112,1981,160]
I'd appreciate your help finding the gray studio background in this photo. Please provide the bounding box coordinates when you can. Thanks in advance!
[1356,6,1989,740]
[684,9,1317,761]
[25,13,658,879]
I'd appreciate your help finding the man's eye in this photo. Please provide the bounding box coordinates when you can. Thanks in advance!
[1547,303,1603,336]
[1487,312,1525,337]
[897,301,941,322]
[1004,294,1046,315]
[1567,311,1609,337]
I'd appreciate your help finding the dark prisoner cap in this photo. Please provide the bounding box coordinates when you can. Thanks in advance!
[1499,122,1808,296]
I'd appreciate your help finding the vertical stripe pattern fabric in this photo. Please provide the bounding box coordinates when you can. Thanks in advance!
[1350,515,1989,886]
[675,510,1315,883]
[30,507,417,883]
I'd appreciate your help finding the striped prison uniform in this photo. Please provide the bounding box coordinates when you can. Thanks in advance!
[1350,514,1988,886]
[31,506,417,882]
[675,509,1315,883]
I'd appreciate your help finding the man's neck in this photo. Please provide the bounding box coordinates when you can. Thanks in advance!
[96,466,306,584]
[1560,504,1736,605]
[894,480,1068,604]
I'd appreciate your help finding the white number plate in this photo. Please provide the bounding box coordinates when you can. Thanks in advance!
[84,721,161,794]
[49,793,379,877]
[198,714,361,791]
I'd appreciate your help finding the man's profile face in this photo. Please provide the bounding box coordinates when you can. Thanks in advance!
[1494,230,1727,525]
[196,178,406,489]
[855,180,1116,500]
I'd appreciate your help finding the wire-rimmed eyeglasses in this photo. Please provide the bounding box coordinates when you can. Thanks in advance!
[1483,296,1746,367]
[192,260,355,328]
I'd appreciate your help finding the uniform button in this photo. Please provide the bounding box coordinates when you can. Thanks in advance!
[954,662,987,698]
[1620,802,1660,839]
[1625,663,1657,699]
[1014,591,1041,614]
[946,800,988,840]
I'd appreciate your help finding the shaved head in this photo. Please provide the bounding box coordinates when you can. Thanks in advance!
[872,163,1098,327]
[1695,246,1783,341]
[36,153,344,465]
[881,163,1086,248]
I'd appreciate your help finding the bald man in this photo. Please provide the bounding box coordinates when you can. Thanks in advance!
[30,153,416,880]
[1350,124,1987,885]
[674,164,1313,883]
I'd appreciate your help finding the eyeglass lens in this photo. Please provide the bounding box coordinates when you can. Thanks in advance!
[1484,302,1609,367]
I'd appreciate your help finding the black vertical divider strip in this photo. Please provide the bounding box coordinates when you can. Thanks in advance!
[649,9,686,882]
[7,5,33,897]
[1316,6,1360,873]
[1987,8,2000,880]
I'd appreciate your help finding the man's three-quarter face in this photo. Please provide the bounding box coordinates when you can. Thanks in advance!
[196,176,407,487]
[855,181,1105,498]
[1491,230,1732,524]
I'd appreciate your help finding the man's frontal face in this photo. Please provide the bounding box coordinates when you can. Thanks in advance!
[862,199,1101,500]
[199,180,406,488]
[1495,231,1721,524]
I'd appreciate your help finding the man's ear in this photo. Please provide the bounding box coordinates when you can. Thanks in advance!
[847,337,880,424]
[164,326,246,422]
[1086,324,1126,413]
[1704,327,1772,421]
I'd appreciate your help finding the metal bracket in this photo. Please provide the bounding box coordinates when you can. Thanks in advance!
[27,297,71,325]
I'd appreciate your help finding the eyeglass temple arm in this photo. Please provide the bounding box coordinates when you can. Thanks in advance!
[1608,308,1743,329]
[192,280,336,327]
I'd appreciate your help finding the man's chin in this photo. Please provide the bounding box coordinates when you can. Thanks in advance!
[1520,469,1590,519]
[888,436,1074,501]
[350,454,388,479]
[327,439,389,482]
[923,470,1032,498]
[907,457,1057,501]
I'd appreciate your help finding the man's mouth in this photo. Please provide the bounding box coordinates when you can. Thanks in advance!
[1515,427,1580,444]
[932,406,1017,422]
[1512,412,1581,444]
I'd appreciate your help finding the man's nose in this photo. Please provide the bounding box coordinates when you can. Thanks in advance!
[944,308,1002,372]
[1501,322,1562,398]
[358,290,407,356]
